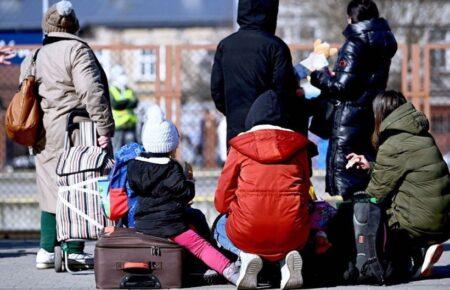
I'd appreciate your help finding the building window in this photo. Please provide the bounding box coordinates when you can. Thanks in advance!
[430,29,450,71]
[432,113,450,134]
[135,49,157,81]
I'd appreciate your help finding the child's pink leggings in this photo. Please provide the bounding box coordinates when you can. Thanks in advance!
[172,229,230,273]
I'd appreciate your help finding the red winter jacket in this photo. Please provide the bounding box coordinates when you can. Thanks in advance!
[215,127,311,262]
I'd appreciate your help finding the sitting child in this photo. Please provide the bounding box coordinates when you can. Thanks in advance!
[214,90,312,290]
[127,106,239,285]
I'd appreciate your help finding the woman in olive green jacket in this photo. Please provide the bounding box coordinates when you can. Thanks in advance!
[347,91,450,278]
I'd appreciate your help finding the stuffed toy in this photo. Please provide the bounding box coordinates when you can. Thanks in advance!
[295,39,338,80]
[313,39,338,59]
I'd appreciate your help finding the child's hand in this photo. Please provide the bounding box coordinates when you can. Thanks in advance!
[346,153,370,170]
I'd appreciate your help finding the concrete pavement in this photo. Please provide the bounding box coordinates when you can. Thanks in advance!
[0,240,449,289]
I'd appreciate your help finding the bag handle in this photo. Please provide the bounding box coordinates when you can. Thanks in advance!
[116,261,162,272]
[63,109,91,150]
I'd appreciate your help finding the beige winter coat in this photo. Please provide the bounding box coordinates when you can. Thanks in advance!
[20,32,114,213]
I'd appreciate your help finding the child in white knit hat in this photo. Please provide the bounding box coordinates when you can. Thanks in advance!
[127,106,239,285]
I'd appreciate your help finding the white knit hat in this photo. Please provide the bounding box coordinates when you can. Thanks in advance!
[142,105,179,154]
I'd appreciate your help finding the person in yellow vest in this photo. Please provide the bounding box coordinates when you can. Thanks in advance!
[109,65,139,150]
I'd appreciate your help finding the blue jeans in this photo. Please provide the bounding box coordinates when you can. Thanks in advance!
[213,215,240,256]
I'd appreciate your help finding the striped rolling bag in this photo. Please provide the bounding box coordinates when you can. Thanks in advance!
[56,110,114,242]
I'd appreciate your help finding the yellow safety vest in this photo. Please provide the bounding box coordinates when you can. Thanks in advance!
[110,87,138,130]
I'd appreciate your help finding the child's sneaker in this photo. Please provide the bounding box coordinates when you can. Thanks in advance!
[414,244,444,278]
[36,248,54,269]
[237,252,263,289]
[280,250,303,290]
[222,262,240,285]
[204,269,224,285]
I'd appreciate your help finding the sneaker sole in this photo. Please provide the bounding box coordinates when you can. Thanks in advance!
[420,244,444,277]
[36,263,54,269]
[237,256,263,289]
[281,251,303,290]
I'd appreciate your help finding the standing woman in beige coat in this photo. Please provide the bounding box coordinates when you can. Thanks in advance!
[19,1,115,269]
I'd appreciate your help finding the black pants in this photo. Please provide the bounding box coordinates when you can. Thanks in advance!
[302,202,356,286]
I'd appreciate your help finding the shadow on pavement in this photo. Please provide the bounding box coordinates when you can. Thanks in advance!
[433,265,450,279]
[443,243,450,252]
[0,240,39,249]
[0,250,36,258]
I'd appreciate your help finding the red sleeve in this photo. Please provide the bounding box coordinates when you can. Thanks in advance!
[214,148,240,214]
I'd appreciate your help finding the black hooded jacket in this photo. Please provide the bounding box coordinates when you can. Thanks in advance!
[127,153,195,238]
[211,0,304,142]
[310,18,398,199]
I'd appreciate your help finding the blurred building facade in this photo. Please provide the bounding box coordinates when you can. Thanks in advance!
[0,0,449,163]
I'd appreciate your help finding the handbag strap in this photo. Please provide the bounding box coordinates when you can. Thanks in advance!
[25,49,40,78]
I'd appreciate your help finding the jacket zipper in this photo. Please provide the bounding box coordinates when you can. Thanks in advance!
[330,101,343,196]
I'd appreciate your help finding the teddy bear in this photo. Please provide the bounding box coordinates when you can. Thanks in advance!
[297,39,338,76]
[313,39,338,59]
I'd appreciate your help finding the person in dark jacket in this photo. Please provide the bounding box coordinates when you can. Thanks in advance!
[307,0,398,282]
[310,0,398,199]
[211,0,306,142]
[127,106,239,285]
[347,91,450,280]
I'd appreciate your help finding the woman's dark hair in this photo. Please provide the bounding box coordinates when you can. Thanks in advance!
[372,90,407,148]
[347,0,380,23]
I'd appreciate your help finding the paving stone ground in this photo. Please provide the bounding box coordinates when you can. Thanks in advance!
[0,240,449,289]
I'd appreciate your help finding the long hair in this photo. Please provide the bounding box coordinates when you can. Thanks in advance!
[347,0,380,23]
[372,90,407,148]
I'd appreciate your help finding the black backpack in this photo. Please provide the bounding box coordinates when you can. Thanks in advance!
[350,192,391,285]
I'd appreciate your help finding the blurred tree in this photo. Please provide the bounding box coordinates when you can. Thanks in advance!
[281,0,448,91]
[181,50,215,103]
[305,0,447,45]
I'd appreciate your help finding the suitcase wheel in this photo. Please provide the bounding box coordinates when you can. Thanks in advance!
[54,246,64,273]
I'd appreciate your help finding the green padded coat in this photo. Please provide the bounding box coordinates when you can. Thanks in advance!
[367,102,450,243]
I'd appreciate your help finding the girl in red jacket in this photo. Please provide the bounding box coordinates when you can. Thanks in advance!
[214,90,311,290]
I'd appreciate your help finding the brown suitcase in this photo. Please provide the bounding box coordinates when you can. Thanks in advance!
[94,227,183,289]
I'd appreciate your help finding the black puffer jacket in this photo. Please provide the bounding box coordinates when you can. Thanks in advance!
[127,153,194,238]
[310,18,397,199]
[211,0,306,142]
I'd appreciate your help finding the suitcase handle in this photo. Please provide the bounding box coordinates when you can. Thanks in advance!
[117,261,162,273]
[123,262,150,271]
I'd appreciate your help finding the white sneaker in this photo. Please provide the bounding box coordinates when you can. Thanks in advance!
[280,250,303,290]
[416,244,444,278]
[68,252,94,266]
[236,252,263,289]
[36,248,54,269]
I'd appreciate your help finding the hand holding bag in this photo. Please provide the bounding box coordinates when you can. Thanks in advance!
[5,49,42,146]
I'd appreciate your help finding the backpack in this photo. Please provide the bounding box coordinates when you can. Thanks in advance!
[351,192,390,285]
[102,143,144,227]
